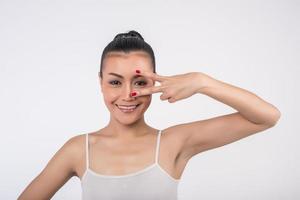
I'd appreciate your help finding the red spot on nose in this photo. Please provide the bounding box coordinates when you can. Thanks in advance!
[136,70,141,74]
[131,92,137,97]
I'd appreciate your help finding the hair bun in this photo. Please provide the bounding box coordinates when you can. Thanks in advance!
[114,30,144,41]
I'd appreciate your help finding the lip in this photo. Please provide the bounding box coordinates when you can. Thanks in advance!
[116,104,140,107]
[116,104,140,112]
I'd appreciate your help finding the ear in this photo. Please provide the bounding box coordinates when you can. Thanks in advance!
[98,72,103,93]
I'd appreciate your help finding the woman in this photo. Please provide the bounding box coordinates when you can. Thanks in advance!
[18,30,281,200]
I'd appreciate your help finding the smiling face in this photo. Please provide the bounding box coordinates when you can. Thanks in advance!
[100,50,155,125]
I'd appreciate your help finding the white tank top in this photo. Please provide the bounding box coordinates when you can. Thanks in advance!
[80,130,180,200]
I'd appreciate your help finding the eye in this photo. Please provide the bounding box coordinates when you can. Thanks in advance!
[109,80,121,85]
[135,81,147,86]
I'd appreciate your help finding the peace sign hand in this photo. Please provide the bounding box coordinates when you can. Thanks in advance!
[131,70,207,103]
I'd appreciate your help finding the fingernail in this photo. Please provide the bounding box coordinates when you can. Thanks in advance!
[136,69,141,74]
[131,92,137,96]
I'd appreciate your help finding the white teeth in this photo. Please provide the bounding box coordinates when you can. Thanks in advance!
[117,105,138,109]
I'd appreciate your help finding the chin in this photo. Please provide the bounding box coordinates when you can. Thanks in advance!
[115,105,147,124]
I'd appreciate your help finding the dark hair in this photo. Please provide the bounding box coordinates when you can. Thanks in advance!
[99,30,156,78]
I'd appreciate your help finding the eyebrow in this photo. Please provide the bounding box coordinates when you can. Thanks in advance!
[108,72,143,79]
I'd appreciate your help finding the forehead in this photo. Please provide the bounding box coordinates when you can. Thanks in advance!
[103,51,152,73]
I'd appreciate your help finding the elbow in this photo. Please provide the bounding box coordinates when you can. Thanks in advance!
[266,108,281,127]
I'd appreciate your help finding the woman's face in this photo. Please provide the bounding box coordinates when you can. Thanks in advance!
[100,51,155,125]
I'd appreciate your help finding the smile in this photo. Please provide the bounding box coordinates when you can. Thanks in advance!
[116,104,140,113]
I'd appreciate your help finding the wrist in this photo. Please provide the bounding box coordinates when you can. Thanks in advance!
[196,72,217,94]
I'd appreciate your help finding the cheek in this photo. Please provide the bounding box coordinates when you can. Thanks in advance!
[102,89,119,103]
[141,95,152,106]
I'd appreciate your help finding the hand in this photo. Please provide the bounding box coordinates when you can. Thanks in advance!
[131,70,208,103]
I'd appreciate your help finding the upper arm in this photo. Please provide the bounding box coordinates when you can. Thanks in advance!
[173,112,279,161]
[18,135,82,200]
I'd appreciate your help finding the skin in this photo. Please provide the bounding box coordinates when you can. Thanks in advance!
[18,50,281,200]
[99,50,158,140]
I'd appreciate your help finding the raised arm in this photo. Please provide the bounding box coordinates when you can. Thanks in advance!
[17,135,81,200]
[169,72,281,160]
[127,69,281,166]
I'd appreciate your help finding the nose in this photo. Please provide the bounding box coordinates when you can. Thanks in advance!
[121,84,136,100]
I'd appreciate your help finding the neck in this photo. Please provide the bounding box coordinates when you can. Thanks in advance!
[101,115,155,140]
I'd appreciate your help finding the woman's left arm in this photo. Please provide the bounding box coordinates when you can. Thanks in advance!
[172,72,281,160]
[132,70,281,160]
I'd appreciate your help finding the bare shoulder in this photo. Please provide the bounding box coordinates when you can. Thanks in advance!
[162,124,189,144]
[48,133,86,174]
[65,133,86,152]
[68,133,85,150]
[64,133,87,170]
[17,133,86,199]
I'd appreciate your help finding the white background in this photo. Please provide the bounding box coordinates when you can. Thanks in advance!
[1,0,299,199]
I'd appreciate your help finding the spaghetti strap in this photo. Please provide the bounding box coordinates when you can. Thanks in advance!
[155,130,162,164]
[85,133,89,169]
[81,129,180,199]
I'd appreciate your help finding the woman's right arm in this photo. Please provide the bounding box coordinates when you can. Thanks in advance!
[17,135,81,200]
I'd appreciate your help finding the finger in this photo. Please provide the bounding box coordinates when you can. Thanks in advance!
[168,97,176,103]
[135,69,167,83]
[160,92,172,101]
[132,85,166,97]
